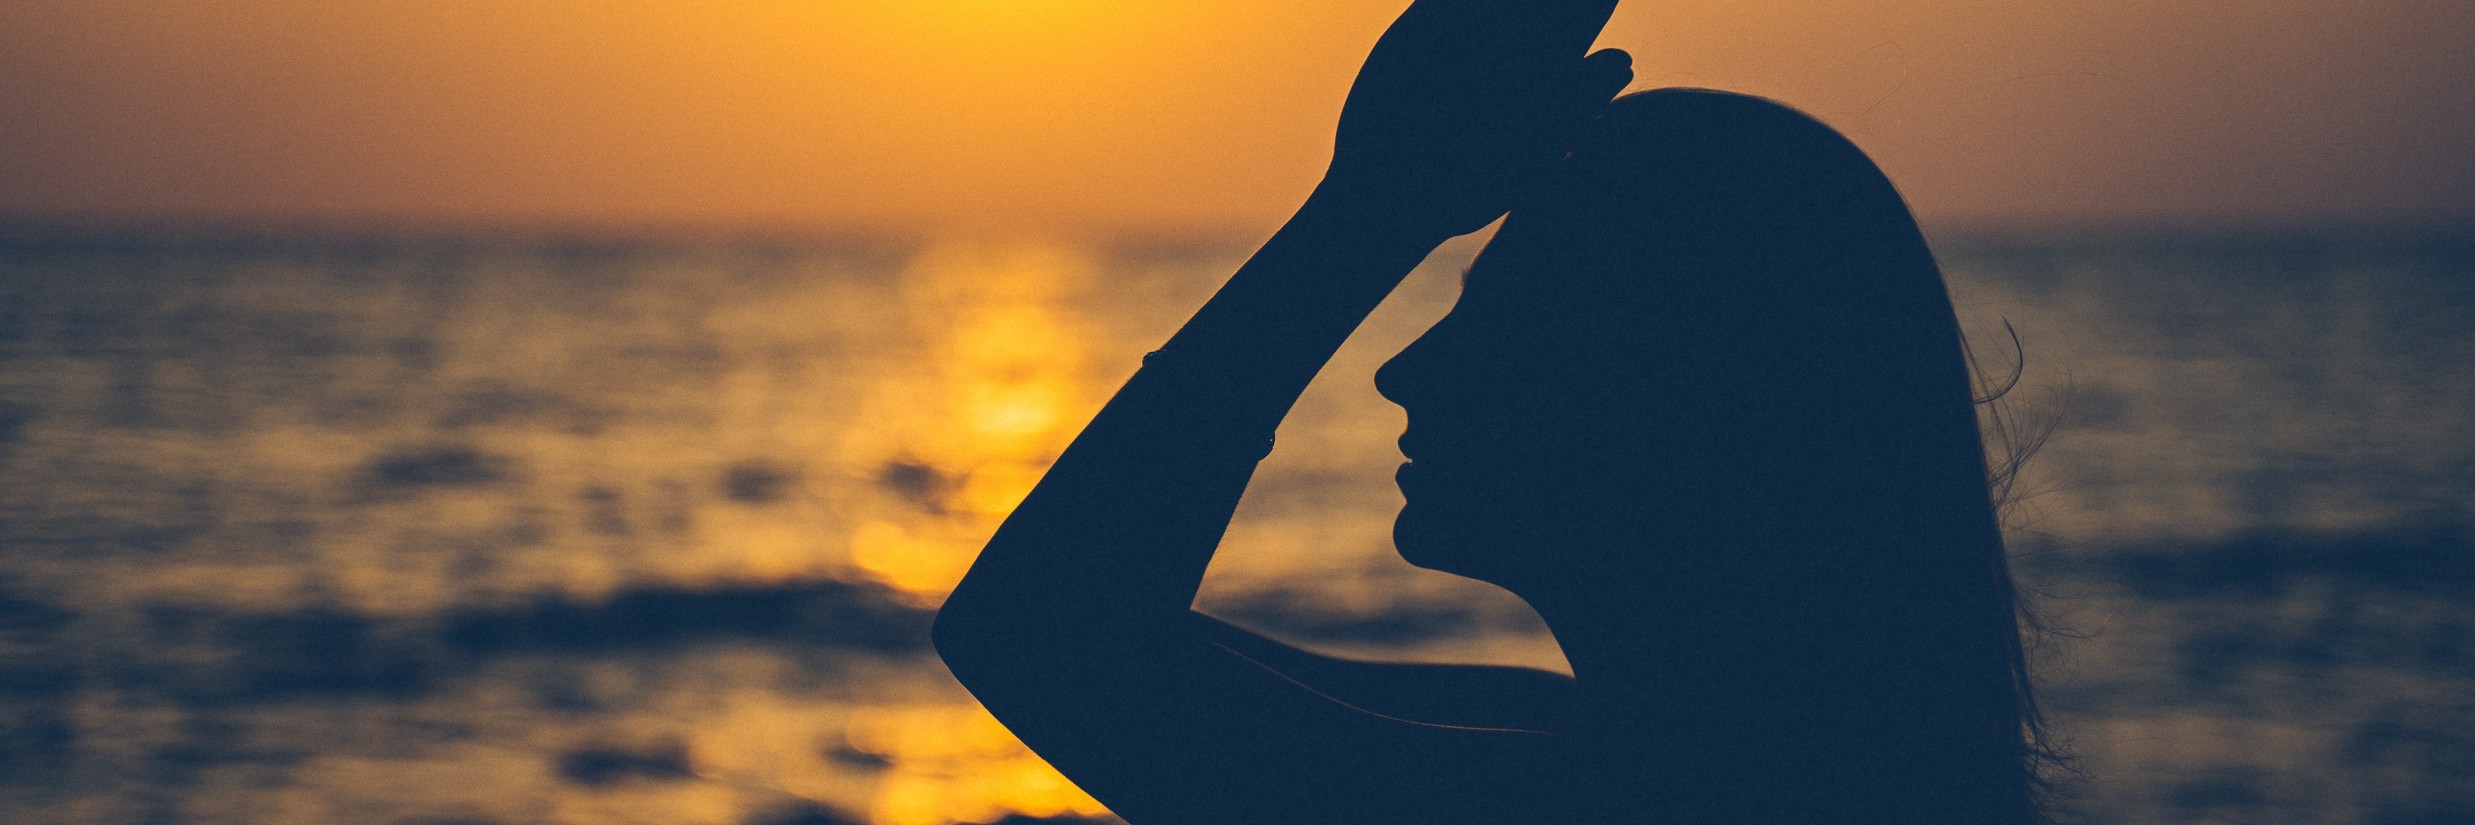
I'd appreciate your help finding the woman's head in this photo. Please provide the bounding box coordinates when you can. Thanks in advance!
[1380,88,1973,587]
[1376,88,2050,821]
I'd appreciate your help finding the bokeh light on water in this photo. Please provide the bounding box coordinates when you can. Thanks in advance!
[841,243,1109,603]
[1,227,2471,824]
[844,705,1110,825]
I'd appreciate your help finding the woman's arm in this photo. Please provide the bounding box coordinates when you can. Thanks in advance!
[932,184,1442,648]
[936,0,1633,656]
[930,1,1631,820]
[933,188,1522,825]
[1187,612,1581,734]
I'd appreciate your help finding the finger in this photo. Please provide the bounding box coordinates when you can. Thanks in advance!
[1580,48,1635,102]
[1439,0,1620,30]
[1543,49,1632,145]
[1497,0,1624,56]
[1542,0,1624,50]
[1413,0,1621,58]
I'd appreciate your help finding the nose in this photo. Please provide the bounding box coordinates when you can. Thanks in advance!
[1375,331,1433,410]
[1381,302,1483,412]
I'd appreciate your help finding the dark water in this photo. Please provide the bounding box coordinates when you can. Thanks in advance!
[0,226,2469,824]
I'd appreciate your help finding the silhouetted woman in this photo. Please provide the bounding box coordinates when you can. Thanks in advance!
[932,1,2057,822]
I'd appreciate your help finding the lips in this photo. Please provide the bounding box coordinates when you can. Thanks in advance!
[1394,461,1431,495]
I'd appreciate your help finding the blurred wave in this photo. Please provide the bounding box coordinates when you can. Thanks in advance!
[1,225,2471,824]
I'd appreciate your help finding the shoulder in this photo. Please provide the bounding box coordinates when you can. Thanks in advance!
[1188,611,1579,733]
[961,610,1590,825]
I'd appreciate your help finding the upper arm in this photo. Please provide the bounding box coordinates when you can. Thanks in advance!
[934,608,1572,825]
[1186,611,1578,734]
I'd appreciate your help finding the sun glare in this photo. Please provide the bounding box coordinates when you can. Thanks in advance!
[845,705,1112,825]
[840,242,1105,603]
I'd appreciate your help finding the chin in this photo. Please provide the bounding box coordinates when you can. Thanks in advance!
[1392,502,1493,581]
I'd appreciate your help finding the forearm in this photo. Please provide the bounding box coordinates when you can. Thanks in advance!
[936,186,1447,644]
[1153,186,1452,405]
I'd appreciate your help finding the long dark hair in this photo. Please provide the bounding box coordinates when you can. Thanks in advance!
[1465,88,2065,823]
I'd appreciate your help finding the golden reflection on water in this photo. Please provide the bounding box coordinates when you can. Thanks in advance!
[5,234,2473,825]
[842,242,1106,604]
[828,242,1118,824]
[845,705,1112,825]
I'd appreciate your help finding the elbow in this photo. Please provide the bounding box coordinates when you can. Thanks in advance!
[933,590,1124,687]
[930,606,995,692]
[929,599,988,669]
[931,595,1025,683]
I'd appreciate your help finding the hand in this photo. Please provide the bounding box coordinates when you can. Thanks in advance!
[1322,0,1633,238]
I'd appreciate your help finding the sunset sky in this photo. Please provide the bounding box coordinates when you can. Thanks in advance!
[3,0,2469,232]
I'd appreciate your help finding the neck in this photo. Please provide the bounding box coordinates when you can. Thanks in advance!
[1524,587,1669,734]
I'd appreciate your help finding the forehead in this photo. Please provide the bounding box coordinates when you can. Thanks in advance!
[1458,227,1646,319]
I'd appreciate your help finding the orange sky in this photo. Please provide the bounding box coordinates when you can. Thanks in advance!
[2,0,2469,232]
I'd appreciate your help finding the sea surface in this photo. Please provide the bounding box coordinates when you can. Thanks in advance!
[0,226,2469,825]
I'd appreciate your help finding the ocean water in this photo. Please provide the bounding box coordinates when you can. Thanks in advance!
[0,226,2468,825]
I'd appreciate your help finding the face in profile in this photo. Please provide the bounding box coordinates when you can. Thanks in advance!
[1376,88,1974,600]
[1374,243,1636,591]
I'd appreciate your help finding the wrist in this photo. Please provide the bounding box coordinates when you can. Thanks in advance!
[1296,176,1464,252]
